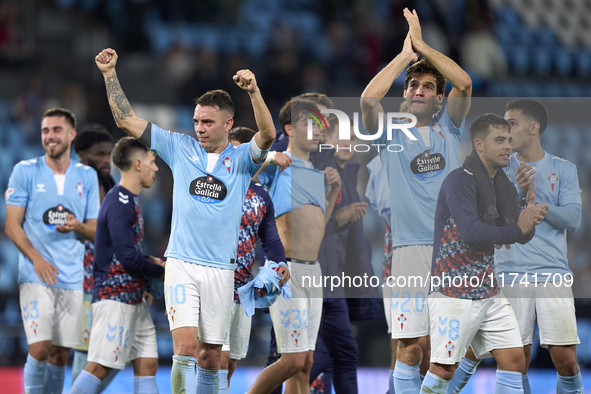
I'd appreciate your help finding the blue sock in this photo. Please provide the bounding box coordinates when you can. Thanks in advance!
[389,369,396,394]
[72,351,88,386]
[522,374,531,394]
[495,370,523,394]
[98,369,119,393]
[24,354,47,394]
[196,366,219,394]
[447,357,480,394]
[218,369,229,394]
[420,371,450,394]
[557,368,584,394]
[394,360,420,394]
[43,364,66,394]
[71,370,101,394]
[134,376,159,394]
[171,355,196,394]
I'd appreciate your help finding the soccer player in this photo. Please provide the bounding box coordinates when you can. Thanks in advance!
[71,125,118,389]
[360,8,472,392]
[95,48,276,394]
[448,100,584,394]
[420,113,548,394]
[248,98,341,394]
[219,126,289,393]
[4,107,100,394]
[70,136,164,394]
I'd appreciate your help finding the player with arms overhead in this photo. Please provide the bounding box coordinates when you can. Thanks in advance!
[95,48,276,394]
[360,7,472,393]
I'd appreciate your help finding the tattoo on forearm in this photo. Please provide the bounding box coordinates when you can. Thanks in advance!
[105,74,134,121]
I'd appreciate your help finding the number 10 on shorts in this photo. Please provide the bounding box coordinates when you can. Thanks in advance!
[166,284,186,305]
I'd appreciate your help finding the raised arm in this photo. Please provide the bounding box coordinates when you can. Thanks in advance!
[404,8,472,126]
[233,69,276,153]
[360,33,418,134]
[95,48,148,139]
[5,205,59,285]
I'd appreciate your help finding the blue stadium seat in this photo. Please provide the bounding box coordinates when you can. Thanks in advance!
[575,50,591,78]
[532,48,552,77]
[555,49,574,78]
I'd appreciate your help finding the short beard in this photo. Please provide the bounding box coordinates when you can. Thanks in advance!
[45,144,68,160]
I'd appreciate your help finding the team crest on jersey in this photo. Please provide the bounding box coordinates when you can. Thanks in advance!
[291,330,300,346]
[114,347,121,362]
[30,321,38,336]
[169,307,175,323]
[5,187,14,201]
[43,205,74,230]
[548,172,559,192]
[398,313,407,331]
[223,157,232,173]
[410,151,446,179]
[445,341,455,358]
[76,182,84,199]
[189,175,228,204]
[431,123,444,139]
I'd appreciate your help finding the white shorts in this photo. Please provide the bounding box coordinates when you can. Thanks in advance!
[19,282,83,348]
[270,260,323,353]
[388,245,432,339]
[506,284,580,348]
[221,303,252,360]
[428,293,522,365]
[164,257,234,345]
[87,300,158,369]
[74,293,93,351]
[383,275,393,334]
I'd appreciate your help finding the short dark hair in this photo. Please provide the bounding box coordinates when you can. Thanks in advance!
[42,107,77,129]
[505,99,548,135]
[278,98,320,136]
[73,125,114,154]
[469,113,510,145]
[405,59,447,95]
[228,126,256,144]
[112,136,149,171]
[194,89,235,117]
[296,93,334,109]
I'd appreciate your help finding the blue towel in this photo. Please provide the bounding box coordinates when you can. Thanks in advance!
[238,261,291,317]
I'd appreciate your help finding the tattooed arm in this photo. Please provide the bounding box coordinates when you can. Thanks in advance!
[95,48,148,139]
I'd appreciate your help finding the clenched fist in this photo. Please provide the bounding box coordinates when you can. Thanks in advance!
[95,48,118,74]
[233,69,259,94]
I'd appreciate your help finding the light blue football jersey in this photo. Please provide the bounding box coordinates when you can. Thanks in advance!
[259,152,326,218]
[365,155,391,227]
[495,152,582,280]
[149,124,261,270]
[377,106,464,247]
[6,156,100,289]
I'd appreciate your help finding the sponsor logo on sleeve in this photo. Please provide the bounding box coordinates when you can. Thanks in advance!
[189,175,228,204]
[43,204,74,230]
[5,187,14,201]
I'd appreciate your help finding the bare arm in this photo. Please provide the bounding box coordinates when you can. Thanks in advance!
[404,8,472,126]
[324,167,342,224]
[95,48,148,139]
[360,33,418,134]
[233,69,276,152]
[5,205,59,285]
